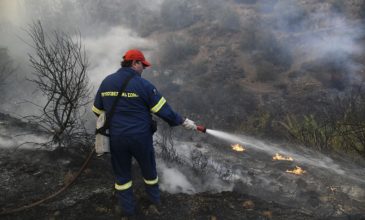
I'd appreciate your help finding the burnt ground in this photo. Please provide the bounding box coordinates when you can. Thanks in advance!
[0,146,321,220]
[0,112,364,220]
[0,147,363,220]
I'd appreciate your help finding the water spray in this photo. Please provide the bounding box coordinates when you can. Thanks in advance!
[195,126,365,184]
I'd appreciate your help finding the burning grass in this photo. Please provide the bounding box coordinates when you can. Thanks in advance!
[231,144,246,152]
[286,166,306,175]
[272,153,293,161]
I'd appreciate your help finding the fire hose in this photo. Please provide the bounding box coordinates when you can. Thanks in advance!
[0,125,207,216]
[0,148,96,216]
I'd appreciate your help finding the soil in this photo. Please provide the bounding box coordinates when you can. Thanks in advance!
[0,146,361,220]
[0,112,364,220]
[0,146,321,220]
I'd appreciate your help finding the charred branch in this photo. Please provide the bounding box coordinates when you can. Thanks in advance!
[26,21,91,147]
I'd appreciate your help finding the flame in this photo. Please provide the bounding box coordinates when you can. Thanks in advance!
[273,153,293,161]
[231,144,245,152]
[286,166,306,175]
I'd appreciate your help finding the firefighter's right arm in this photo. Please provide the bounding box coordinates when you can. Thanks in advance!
[92,86,104,117]
[144,82,183,126]
[182,118,197,130]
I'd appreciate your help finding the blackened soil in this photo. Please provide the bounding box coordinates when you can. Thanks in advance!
[0,147,324,220]
[0,111,363,220]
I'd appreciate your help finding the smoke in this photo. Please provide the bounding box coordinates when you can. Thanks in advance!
[0,0,156,118]
[158,161,196,194]
[268,0,365,85]
[83,26,155,86]
[1,0,363,117]
[0,116,51,150]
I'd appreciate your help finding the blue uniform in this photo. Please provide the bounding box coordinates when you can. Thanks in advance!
[92,67,183,215]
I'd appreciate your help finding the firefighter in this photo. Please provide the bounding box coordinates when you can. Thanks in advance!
[92,49,197,217]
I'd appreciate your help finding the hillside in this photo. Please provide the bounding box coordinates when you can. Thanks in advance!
[135,0,365,156]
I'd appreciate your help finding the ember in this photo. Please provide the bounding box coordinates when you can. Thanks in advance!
[286,166,306,175]
[273,153,293,161]
[231,144,245,152]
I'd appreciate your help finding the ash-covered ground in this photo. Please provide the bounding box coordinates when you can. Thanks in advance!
[166,135,365,219]
[0,113,364,220]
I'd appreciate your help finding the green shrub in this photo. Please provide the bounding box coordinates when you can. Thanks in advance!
[278,86,365,158]
[279,114,335,151]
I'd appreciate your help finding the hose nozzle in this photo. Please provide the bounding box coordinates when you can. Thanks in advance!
[196,125,206,133]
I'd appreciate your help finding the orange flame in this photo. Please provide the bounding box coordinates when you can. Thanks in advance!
[231,144,245,152]
[273,153,293,161]
[286,166,306,175]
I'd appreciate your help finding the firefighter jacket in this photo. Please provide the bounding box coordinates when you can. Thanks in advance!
[92,67,183,135]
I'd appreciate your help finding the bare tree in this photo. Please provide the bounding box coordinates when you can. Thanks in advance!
[26,21,91,147]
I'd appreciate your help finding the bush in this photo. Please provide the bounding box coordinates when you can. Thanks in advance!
[279,86,365,158]
[279,114,335,151]
[158,35,199,66]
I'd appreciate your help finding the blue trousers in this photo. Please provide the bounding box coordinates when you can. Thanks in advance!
[110,134,160,216]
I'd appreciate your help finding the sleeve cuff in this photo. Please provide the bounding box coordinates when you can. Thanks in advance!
[92,105,104,115]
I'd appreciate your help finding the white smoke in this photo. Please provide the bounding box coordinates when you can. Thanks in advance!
[158,161,196,194]
[270,0,365,82]
[0,0,156,118]
[83,26,155,87]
